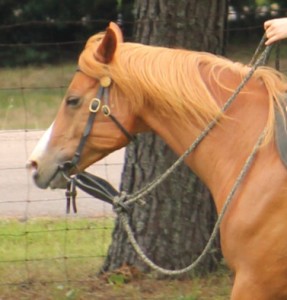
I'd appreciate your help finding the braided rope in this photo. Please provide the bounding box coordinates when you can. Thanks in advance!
[117,128,266,275]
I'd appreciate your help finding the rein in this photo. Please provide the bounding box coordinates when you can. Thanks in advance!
[62,39,273,274]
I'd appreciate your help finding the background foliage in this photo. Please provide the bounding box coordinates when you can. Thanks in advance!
[0,0,286,66]
[0,0,133,65]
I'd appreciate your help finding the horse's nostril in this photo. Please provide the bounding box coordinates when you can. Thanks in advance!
[26,160,40,181]
[26,160,38,170]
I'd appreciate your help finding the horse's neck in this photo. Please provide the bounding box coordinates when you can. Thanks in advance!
[140,66,270,212]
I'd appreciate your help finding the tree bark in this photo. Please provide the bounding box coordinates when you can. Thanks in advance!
[102,0,227,276]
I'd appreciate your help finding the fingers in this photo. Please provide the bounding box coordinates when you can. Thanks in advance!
[263,18,287,45]
[265,26,275,45]
[264,20,272,30]
[264,20,276,45]
[265,35,276,46]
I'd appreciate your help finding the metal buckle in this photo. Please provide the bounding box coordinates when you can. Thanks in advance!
[102,105,111,116]
[89,98,101,112]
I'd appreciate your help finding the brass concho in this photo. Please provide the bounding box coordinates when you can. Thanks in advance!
[100,76,112,87]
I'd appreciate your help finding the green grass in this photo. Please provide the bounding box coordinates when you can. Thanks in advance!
[0,218,233,300]
[0,64,76,129]
[0,89,63,129]
[0,218,113,286]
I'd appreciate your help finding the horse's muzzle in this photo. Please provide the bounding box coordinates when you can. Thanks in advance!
[26,160,67,189]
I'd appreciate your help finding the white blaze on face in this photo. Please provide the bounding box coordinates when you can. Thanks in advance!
[29,122,54,161]
[27,121,67,189]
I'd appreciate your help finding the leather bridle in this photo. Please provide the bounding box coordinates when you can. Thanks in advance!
[60,75,135,175]
[59,74,135,213]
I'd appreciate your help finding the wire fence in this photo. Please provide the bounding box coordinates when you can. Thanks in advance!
[0,17,286,298]
[0,46,124,295]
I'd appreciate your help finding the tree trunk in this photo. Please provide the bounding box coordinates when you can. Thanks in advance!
[102,0,227,276]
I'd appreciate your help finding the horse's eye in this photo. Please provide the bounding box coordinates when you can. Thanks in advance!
[66,96,80,107]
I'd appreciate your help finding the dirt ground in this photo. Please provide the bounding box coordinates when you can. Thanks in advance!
[0,267,233,300]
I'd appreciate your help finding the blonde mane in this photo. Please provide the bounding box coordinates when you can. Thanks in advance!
[79,32,287,142]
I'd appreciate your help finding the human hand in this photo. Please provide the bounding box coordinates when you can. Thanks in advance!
[264,17,287,45]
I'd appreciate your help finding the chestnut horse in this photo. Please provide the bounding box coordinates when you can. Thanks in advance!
[27,22,287,299]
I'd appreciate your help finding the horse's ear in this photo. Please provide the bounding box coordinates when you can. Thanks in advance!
[95,22,123,64]
[108,22,123,43]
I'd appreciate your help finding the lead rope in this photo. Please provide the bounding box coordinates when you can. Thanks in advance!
[116,128,266,275]
[112,39,273,275]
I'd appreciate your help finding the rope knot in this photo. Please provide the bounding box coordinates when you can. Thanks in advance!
[113,191,129,213]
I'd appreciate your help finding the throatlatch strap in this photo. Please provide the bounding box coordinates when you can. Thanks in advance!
[109,114,136,141]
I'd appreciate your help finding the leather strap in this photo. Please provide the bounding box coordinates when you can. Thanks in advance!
[70,87,103,167]
[73,171,119,204]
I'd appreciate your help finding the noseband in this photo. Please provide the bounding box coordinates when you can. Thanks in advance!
[60,75,135,174]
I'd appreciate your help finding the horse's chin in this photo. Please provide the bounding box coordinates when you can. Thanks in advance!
[49,173,68,189]
[30,165,67,190]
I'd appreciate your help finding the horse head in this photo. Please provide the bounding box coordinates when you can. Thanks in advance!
[27,22,147,189]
